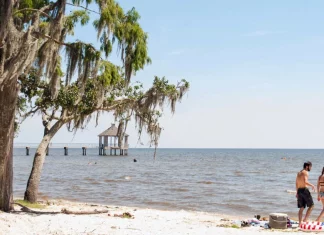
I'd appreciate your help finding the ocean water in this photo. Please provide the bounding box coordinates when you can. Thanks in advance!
[12,148,324,217]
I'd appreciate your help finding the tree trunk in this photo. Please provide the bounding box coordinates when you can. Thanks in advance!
[0,0,12,42]
[24,120,65,203]
[0,79,19,211]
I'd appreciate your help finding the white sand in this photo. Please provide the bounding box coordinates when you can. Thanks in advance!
[0,200,311,235]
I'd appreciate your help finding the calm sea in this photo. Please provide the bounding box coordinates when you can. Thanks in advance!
[12,148,324,218]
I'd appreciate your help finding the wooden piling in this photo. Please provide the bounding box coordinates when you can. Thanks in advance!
[64,146,68,156]
[82,147,87,156]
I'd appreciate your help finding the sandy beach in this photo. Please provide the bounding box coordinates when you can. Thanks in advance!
[0,199,310,235]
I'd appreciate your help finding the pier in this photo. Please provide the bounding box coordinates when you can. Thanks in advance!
[17,123,130,156]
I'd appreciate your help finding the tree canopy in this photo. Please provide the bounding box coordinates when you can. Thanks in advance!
[0,0,189,210]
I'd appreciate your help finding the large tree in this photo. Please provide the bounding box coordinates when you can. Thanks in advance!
[0,0,187,211]
[19,67,188,203]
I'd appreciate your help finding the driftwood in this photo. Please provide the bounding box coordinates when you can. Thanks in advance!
[12,203,59,214]
[61,208,108,214]
[12,203,108,215]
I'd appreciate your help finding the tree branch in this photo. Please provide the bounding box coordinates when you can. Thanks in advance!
[14,8,52,19]
[33,31,69,46]
[99,98,135,112]
[49,108,59,121]
[21,107,40,121]
[33,32,105,62]
[66,2,99,15]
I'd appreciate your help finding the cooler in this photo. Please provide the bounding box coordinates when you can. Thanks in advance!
[269,213,288,229]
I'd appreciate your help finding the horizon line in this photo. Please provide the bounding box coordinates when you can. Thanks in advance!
[12,143,324,150]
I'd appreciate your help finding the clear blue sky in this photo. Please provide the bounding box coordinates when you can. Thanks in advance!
[15,0,324,148]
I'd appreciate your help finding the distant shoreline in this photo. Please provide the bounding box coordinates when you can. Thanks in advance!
[12,144,324,150]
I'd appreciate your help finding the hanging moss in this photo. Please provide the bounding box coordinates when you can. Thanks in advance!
[65,41,100,85]
[6,0,189,161]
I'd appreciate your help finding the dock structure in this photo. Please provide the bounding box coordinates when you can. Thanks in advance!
[98,124,129,156]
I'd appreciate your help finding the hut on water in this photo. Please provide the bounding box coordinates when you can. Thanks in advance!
[98,124,129,156]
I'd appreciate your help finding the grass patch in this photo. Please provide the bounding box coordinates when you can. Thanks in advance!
[231,225,240,229]
[14,200,46,209]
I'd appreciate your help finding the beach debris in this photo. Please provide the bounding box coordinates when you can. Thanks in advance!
[217,224,240,228]
[12,202,108,215]
[12,203,52,214]
[112,212,134,219]
[217,218,241,228]
[61,208,108,215]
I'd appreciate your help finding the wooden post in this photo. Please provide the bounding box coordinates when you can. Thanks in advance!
[64,147,68,156]
[104,136,108,149]
[26,147,30,156]
[82,147,87,156]
[101,144,104,155]
[99,136,102,155]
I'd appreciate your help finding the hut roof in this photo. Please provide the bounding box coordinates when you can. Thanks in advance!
[98,124,129,137]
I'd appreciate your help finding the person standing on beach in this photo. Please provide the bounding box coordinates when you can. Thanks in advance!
[296,161,316,225]
[315,167,324,222]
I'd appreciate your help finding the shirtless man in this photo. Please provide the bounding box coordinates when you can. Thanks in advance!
[296,161,316,226]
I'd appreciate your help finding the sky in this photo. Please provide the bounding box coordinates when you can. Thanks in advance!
[15,0,324,148]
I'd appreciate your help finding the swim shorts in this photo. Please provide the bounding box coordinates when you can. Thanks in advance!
[297,188,314,208]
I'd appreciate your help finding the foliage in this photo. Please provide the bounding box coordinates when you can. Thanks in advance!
[19,68,189,151]
[5,0,189,151]
[1,0,190,210]
[14,199,46,209]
